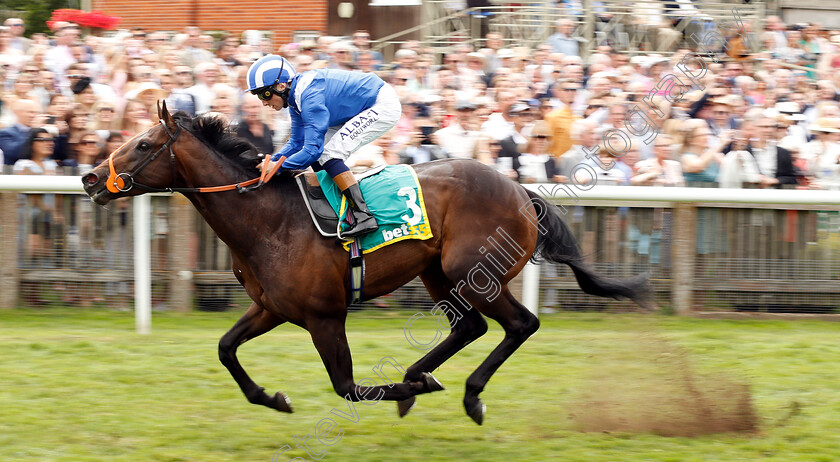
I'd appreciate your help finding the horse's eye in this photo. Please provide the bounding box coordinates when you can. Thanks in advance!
[138,141,151,151]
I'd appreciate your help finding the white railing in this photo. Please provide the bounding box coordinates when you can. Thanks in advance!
[0,175,152,334]
[2,175,840,327]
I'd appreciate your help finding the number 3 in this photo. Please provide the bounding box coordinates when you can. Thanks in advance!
[398,187,422,226]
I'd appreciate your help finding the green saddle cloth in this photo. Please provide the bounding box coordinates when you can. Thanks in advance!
[316,164,433,253]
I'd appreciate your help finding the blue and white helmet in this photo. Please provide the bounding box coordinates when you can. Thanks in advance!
[245,54,297,92]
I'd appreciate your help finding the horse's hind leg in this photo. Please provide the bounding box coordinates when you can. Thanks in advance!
[306,315,445,403]
[218,302,290,412]
[459,288,539,425]
[396,261,489,417]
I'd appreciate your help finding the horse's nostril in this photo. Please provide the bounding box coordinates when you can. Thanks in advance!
[83,173,99,185]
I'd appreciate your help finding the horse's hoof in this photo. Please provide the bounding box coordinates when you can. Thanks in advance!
[397,396,416,417]
[421,372,445,392]
[271,392,293,413]
[465,399,486,425]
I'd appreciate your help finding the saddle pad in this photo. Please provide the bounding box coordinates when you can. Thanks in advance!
[317,164,433,254]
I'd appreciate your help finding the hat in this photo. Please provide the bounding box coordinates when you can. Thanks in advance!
[71,76,91,94]
[775,101,801,114]
[497,48,515,59]
[455,99,477,111]
[126,82,168,101]
[643,55,669,68]
[508,102,530,114]
[831,34,840,45]
[784,113,807,121]
[466,52,485,61]
[809,117,840,133]
[711,95,740,106]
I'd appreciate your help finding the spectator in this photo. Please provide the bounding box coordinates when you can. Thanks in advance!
[398,117,447,165]
[545,80,581,159]
[186,62,220,114]
[14,127,58,275]
[557,118,599,182]
[718,127,762,189]
[44,23,79,83]
[180,27,213,67]
[749,116,783,187]
[235,95,274,155]
[0,99,41,165]
[517,120,554,182]
[92,102,117,140]
[4,18,30,53]
[434,100,482,159]
[547,19,579,57]
[351,30,383,67]
[679,120,727,185]
[809,118,840,188]
[120,99,153,137]
[70,131,102,172]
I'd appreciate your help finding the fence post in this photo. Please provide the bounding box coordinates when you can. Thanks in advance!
[0,192,18,308]
[582,0,594,59]
[521,261,540,317]
[134,195,151,334]
[168,194,194,312]
[671,202,697,315]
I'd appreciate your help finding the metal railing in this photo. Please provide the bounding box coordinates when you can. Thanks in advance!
[372,0,765,60]
[1,177,839,329]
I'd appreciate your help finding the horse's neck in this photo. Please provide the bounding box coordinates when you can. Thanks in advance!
[177,157,279,246]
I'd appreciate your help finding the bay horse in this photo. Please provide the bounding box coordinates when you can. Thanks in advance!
[81,103,652,425]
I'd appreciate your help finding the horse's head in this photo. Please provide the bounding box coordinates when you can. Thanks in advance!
[83,101,182,205]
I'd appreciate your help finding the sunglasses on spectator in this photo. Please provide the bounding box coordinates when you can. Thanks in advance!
[9,22,24,27]
[33,137,54,142]
[533,135,550,139]
[176,71,191,75]
[80,140,98,145]
[99,107,115,112]
[562,87,580,91]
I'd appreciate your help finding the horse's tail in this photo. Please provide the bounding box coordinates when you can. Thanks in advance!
[525,190,654,310]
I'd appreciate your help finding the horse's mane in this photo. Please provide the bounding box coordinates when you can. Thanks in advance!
[173,112,261,176]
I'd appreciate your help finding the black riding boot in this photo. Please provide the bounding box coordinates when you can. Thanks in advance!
[340,183,378,238]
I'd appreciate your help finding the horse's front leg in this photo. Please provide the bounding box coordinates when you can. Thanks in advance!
[218,302,290,412]
[307,315,444,402]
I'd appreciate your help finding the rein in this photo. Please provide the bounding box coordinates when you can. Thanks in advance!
[104,121,280,195]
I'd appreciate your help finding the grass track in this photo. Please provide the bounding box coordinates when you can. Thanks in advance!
[1,308,839,461]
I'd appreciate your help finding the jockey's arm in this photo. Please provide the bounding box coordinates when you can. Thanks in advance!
[274,77,330,170]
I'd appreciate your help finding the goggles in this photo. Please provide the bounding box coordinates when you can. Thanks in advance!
[252,86,283,101]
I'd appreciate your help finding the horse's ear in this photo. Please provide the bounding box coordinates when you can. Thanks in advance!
[159,100,176,132]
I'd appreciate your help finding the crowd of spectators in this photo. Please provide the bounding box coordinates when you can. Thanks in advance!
[2,9,840,191]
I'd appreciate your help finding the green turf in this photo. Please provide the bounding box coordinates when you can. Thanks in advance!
[1,308,838,461]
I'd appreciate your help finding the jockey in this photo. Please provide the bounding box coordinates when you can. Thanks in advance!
[244,54,402,238]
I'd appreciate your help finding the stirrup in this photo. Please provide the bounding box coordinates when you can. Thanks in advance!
[339,214,377,239]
